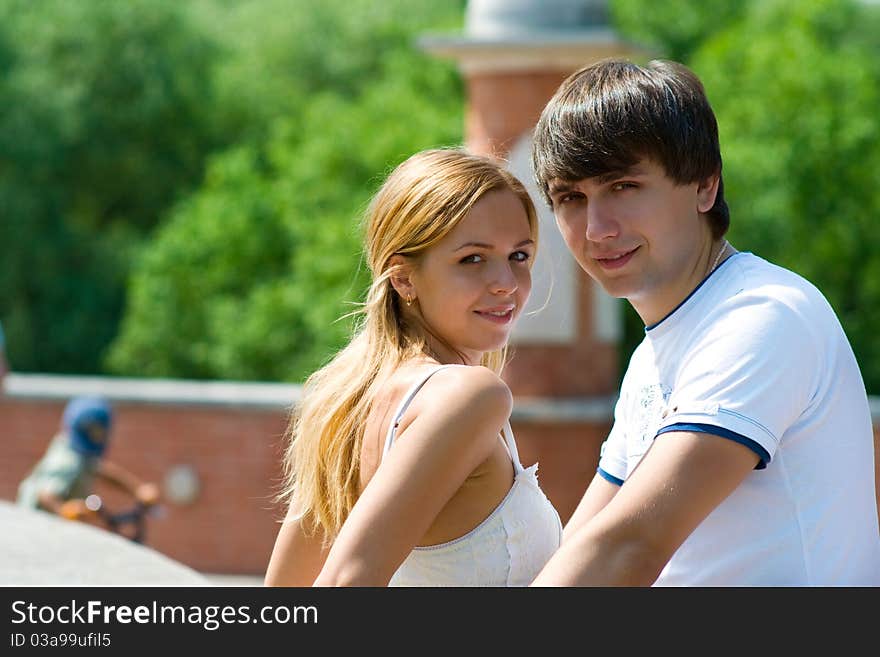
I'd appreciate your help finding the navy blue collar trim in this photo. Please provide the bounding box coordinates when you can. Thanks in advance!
[645,254,734,332]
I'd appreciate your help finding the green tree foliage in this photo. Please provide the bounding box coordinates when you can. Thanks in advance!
[610,0,880,392]
[610,0,747,62]
[106,0,466,382]
[0,0,222,373]
[694,0,880,391]
[193,0,464,145]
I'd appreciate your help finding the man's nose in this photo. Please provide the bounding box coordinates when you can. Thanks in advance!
[584,200,619,242]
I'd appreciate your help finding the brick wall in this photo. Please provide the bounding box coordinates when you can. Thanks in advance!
[6,374,875,576]
[2,393,289,574]
[1,374,612,575]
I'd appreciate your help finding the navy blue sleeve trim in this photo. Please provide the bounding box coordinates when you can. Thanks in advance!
[598,467,624,486]
[656,423,770,469]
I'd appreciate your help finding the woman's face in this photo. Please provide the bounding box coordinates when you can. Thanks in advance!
[408,188,534,365]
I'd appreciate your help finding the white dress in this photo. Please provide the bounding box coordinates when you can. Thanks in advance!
[385,365,562,587]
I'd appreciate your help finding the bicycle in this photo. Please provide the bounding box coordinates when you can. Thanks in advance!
[82,493,164,544]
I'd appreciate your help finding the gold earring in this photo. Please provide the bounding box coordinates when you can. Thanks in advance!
[405,295,413,307]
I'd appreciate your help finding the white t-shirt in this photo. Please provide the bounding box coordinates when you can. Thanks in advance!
[599,252,880,585]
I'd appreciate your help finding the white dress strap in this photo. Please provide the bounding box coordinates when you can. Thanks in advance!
[500,421,525,475]
[382,364,461,459]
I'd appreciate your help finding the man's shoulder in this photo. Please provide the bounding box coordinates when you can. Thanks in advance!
[727,253,823,300]
[717,253,834,325]
[42,434,93,470]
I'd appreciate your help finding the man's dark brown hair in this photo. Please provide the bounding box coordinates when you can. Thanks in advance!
[532,58,730,238]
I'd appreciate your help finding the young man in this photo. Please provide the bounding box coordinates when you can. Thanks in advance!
[17,396,160,521]
[530,58,880,585]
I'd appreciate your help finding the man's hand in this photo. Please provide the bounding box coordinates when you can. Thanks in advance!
[135,482,160,506]
[58,499,91,521]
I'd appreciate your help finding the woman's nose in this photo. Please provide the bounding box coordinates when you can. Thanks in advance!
[488,263,518,295]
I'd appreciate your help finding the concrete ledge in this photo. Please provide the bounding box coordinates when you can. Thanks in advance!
[0,501,209,586]
[4,372,879,424]
[511,395,616,423]
[3,373,299,411]
[2,372,613,423]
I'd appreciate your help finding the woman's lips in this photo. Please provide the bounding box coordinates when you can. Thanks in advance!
[474,307,515,324]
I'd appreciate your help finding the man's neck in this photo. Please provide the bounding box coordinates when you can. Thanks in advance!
[632,240,736,328]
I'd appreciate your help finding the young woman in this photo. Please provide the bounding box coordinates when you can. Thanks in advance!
[264,148,562,587]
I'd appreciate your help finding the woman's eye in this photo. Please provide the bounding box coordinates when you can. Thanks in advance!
[510,251,530,262]
[460,254,484,264]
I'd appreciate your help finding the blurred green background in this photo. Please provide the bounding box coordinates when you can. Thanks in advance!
[2,0,879,392]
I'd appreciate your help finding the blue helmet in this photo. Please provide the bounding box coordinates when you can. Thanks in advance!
[63,396,113,457]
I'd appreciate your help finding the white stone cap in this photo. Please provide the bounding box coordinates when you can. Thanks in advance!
[465,0,611,38]
[3,372,299,410]
[3,372,614,422]
[7,373,877,424]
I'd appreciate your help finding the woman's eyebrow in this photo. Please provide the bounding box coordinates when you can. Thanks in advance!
[453,239,534,252]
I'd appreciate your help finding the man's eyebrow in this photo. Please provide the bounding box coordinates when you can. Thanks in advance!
[595,166,646,184]
[453,239,535,252]
[549,166,649,194]
[547,180,576,196]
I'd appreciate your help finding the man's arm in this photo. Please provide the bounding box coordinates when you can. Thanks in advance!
[532,430,759,586]
[561,470,619,543]
[95,460,160,505]
[36,489,79,517]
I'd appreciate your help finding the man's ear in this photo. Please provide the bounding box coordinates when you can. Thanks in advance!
[387,255,415,301]
[696,172,721,214]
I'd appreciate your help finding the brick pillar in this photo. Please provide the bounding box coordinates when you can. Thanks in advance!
[419,38,644,398]
[419,6,645,519]
[463,70,620,397]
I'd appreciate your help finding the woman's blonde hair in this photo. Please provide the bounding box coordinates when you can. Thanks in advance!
[278,147,538,540]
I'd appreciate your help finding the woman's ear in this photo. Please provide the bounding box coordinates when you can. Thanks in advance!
[388,255,415,302]
[696,172,721,213]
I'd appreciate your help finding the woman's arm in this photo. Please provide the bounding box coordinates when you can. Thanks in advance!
[313,366,512,587]
[264,509,330,587]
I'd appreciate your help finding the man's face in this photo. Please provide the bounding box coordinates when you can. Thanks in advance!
[547,158,718,326]
[83,421,108,446]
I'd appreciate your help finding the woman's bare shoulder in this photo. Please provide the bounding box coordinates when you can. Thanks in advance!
[430,364,509,395]
[407,364,512,424]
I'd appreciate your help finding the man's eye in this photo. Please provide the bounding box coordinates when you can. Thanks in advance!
[611,182,636,191]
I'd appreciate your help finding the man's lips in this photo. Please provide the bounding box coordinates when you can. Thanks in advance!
[593,247,638,270]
